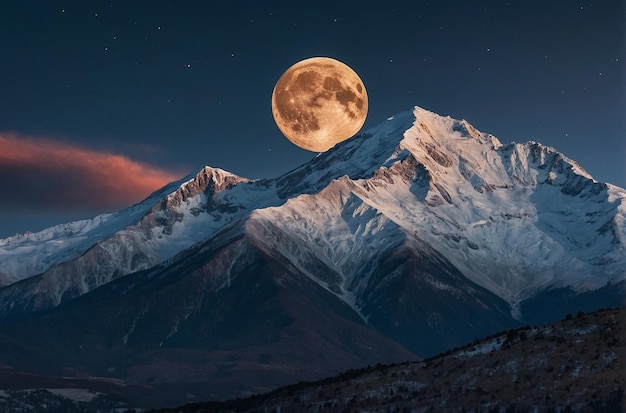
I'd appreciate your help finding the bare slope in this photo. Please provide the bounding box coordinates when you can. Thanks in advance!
[165,307,625,413]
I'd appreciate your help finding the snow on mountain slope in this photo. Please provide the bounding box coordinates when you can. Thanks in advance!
[0,106,624,320]
[403,109,622,305]
[392,108,625,309]
[245,106,626,318]
[247,181,407,319]
[0,167,281,315]
[0,177,186,286]
[0,167,254,287]
[0,111,419,313]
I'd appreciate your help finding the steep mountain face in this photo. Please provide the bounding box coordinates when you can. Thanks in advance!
[0,229,417,405]
[0,167,255,315]
[0,106,624,406]
[246,179,517,356]
[1,106,624,321]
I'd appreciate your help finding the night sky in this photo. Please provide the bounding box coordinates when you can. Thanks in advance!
[0,1,624,238]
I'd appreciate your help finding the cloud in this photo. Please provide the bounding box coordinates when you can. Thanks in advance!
[0,133,184,213]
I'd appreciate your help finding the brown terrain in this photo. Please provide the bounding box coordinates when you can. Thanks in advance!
[161,307,625,413]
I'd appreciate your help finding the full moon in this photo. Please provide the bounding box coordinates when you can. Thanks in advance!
[271,57,368,152]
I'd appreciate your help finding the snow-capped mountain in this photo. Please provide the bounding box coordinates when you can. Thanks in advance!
[1,106,623,321]
[0,105,624,405]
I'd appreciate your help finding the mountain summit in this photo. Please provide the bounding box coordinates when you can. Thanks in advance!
[0,106,624,406]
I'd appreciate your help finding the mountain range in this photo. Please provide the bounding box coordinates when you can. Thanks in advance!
[0,106,624,408]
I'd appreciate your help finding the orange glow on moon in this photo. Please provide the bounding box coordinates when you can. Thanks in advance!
[271,57,368,152]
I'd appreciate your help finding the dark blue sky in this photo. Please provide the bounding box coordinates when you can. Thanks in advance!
[0,1,624,237]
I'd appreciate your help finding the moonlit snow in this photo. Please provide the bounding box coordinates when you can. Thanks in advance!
[0,106,624,320]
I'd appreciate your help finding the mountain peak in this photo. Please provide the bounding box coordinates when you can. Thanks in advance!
[175,165,249,202]
[0,105,624,407]
[0,105,624,320]
[411,106,503,149]
[387,107,604,200]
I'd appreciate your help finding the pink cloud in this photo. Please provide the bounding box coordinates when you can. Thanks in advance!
[0,133,185,212]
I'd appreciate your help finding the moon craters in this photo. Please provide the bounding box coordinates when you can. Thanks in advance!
[271,57,368,152]
[323,76,342,91]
